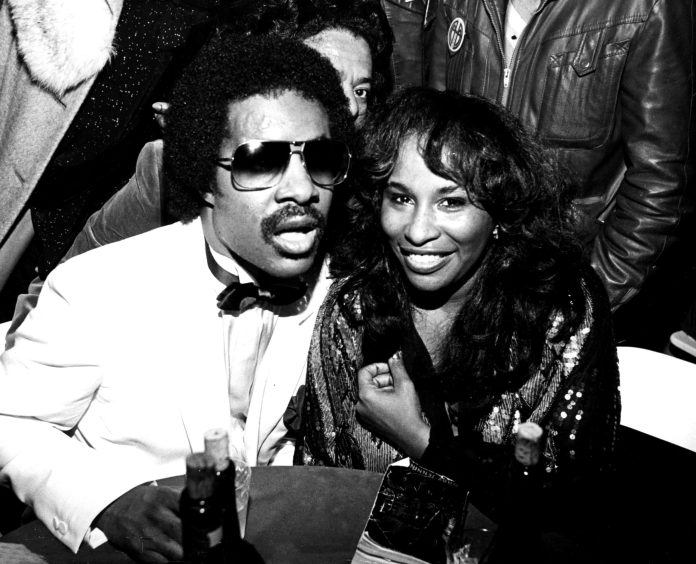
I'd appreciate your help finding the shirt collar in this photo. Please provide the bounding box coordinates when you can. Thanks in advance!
[207,245,257,286]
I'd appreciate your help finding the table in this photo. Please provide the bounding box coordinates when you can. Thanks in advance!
[0,467,382,563]
[1,465,494,563]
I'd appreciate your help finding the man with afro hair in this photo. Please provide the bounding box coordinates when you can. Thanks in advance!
[0,33,352,562]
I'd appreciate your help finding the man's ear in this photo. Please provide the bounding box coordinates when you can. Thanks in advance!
[202,191,216,208]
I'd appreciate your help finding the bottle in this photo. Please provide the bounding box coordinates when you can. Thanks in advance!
[180,452,225,564]
[484,421,545,564]
[204,428,242,556]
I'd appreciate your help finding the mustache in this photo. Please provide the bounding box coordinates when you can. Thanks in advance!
[261,204,327,236]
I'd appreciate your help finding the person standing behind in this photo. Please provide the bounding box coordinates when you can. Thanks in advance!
[423,0,695,348]
[0,34,352,562]
[0,0,122,302]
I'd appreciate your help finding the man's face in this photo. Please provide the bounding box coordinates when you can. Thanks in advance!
[304,28,373,125]
[202,91,333,280]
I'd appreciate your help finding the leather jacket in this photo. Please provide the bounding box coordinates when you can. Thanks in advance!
[381,0,428,88]
[423,0,695,311]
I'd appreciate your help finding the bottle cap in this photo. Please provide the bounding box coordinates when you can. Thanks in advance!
[514,422,543,467]
[517,421,543,442]
[204,428,230,471]
[185,452,217,499]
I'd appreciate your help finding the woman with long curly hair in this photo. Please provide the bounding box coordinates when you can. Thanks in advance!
[299,87,620,547]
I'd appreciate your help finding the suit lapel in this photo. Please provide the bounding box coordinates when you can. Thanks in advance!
[169,220,232,455]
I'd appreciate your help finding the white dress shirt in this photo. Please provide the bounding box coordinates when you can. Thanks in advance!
[207,246,315,465]
[504,1,527,63]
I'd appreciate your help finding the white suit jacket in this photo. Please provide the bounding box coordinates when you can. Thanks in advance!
[0,219,330,551]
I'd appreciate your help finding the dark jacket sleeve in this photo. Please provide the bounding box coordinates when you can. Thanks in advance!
[591,0,696,310]
[62,140,165,261]
[420,273,621,538]
[380,0,427,88]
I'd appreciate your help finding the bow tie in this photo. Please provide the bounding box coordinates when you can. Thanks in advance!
[206,244,307,312]
[216,278,307,312]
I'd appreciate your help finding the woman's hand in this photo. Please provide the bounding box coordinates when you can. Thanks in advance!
[356,352,431,459]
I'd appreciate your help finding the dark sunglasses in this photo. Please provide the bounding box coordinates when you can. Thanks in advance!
[214,139,351,191]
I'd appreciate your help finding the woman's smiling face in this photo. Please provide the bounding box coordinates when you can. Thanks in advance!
[380,135,494,302]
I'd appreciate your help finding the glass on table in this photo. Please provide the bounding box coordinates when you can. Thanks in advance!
[446,527,496,564]
[233,458,251,538]
[445,494,496,564]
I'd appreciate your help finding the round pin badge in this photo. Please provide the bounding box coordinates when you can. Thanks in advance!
[448,17,466,53]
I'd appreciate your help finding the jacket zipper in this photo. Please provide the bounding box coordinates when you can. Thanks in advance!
[482,0,552,107]
[481,1,509,103]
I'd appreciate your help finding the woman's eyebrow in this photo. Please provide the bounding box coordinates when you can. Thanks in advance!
[385,180,407,190]
[435,184,464,195]
[385,180,463,195]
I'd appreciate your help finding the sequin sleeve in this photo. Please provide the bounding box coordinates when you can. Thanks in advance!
[297,281,404,470]
[296,282,365,467]
[422,268,621,532]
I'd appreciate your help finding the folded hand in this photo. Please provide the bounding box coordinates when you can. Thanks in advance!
[356,352,431,459]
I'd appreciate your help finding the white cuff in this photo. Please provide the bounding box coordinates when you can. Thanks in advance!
[84,526,108,549]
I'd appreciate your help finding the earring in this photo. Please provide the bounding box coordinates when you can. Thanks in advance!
[492,225,500,240]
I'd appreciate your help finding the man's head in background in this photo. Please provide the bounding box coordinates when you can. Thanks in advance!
[221,0,393,125]
[164,34,353,280]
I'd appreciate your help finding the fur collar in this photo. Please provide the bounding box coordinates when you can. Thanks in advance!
[9,0,123,95]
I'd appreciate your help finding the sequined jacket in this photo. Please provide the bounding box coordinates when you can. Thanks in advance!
[424,0,696,312]
[298,267,620,531]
